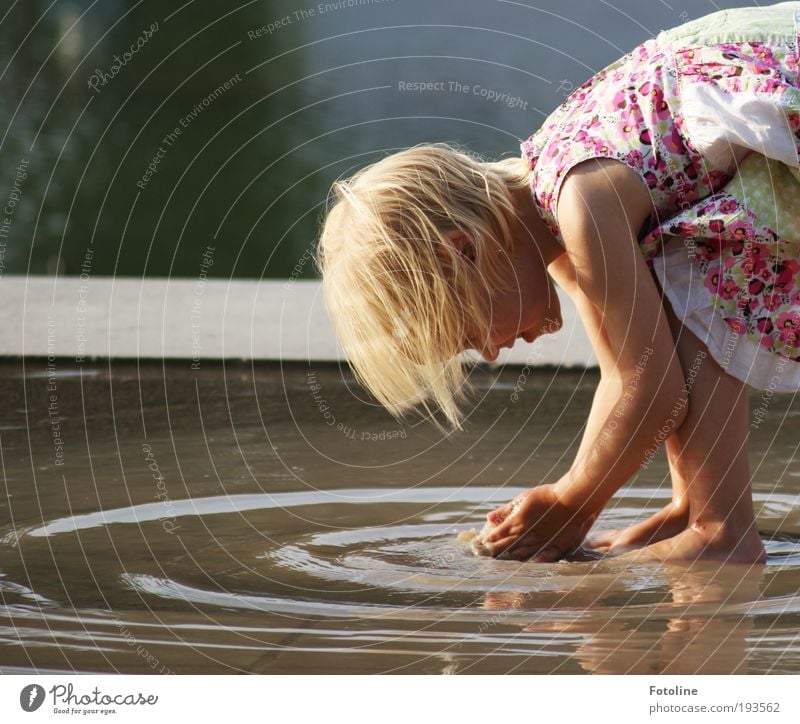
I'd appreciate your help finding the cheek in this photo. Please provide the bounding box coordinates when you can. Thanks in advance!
[526,278,555,317]
[490,301,534,344]
[520,291,544,326]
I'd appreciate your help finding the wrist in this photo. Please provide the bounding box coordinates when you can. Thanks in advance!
[553,470,604,518]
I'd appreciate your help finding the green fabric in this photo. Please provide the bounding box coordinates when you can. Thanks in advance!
[659,2,798,48]
[727,154,800,241]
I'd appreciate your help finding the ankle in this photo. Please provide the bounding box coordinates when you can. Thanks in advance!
[668,496,690,517]
[689,517,760,546]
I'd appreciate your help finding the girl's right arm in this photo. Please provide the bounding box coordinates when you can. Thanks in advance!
[549,252,620,376]
[551,158,689,515]
[551,254,636,477]
[484,159,690,561]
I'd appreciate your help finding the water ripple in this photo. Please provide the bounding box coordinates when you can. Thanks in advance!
[1,486,799,673]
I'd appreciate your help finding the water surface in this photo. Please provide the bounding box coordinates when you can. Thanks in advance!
[1,359,798,674]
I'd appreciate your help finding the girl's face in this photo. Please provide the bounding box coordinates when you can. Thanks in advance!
[462,237,563,362]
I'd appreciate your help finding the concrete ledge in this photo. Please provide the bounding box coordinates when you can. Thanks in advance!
[0,275,596,366]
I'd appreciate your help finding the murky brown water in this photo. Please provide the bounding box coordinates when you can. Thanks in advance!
[0,359,798,674]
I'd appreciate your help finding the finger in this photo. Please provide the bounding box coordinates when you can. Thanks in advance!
[488,533,529,557]
[502,545,541,562]
[532,546,562,563]
[487,500,518,525]
[485,515,540,544]
[486,505,509,526]
[483,522,515,545]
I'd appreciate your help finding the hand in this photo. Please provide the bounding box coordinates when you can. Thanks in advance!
[483,484,597,562]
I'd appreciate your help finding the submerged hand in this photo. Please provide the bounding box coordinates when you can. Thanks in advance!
[483,484,597,562]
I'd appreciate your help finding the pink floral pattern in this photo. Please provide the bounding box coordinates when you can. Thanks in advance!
[643,189,800,359]
[521,26,800,363]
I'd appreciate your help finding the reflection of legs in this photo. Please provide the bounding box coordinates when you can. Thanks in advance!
[658,564,762,674]
[618,315,766,563]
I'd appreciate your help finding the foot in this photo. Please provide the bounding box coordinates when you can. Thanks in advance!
[611,522,767,564]
[587,501,689,554]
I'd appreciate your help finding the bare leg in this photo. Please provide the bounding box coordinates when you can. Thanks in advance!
[615,320,765,564]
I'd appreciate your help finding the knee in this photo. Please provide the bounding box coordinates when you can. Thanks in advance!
[668,387,690,430]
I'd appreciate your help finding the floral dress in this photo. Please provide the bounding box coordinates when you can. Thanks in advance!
[520,2,800,391]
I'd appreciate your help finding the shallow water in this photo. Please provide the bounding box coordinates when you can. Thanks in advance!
[1,359,799,674]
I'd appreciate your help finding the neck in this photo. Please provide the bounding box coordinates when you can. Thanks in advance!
[509,183,565,267]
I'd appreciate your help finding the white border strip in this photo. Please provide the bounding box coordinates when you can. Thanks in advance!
[0,275,594,365]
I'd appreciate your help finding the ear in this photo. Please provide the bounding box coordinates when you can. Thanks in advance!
[443,230,476,264]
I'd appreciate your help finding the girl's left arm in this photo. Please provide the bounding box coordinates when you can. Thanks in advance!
[551,158,689,516]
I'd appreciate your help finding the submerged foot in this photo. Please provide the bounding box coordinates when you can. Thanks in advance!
[611,523,767,564]
[587,501,689,554]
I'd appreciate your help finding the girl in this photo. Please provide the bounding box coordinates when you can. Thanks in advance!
[316,3,800,564]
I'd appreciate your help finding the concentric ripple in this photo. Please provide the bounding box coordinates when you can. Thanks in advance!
[2,486,800,674]
[2,486,799,620]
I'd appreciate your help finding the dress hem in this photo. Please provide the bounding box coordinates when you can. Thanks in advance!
[651,241,800,392]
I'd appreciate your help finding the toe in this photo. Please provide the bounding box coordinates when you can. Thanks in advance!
[585,529,620,548]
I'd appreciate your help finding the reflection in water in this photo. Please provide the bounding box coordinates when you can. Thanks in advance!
[481,564,765,674]
[2,481,799,674]
[1,360,799,673]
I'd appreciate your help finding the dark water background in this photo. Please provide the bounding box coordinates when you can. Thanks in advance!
[0,0,754,278]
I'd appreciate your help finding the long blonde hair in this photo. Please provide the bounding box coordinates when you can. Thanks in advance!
[315,142,531,432]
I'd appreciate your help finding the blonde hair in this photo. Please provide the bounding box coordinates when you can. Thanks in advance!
[315,142,531,433]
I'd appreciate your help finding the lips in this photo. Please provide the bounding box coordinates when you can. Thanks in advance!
[520,319,561,344]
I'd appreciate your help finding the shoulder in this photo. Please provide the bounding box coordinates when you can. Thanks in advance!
[557,158,653,240]
[553,158,660,338]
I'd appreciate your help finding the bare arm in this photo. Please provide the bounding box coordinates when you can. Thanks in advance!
[552,158,688,515]
[549,255,628,466]
[548,243,619,375]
